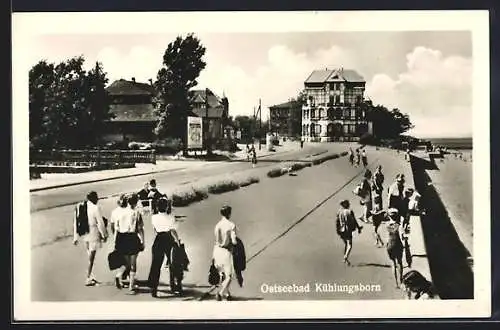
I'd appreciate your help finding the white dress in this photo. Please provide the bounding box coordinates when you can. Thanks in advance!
[212,217,237,277]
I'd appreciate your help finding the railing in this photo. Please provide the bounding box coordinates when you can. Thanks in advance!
[30,149,156,165]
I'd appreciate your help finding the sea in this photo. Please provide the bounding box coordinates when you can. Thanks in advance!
[424,137,473,150]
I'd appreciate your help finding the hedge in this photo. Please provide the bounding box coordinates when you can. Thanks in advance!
[266,150,349,178]
[170,174,260,207]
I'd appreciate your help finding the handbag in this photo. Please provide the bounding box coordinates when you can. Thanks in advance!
[108,250,125,270]
[208,259,220,286]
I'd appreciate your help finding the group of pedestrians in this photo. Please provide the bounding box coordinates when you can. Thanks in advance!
[348,147,368,167]
[72,179,245,301]
[336,161,423,292]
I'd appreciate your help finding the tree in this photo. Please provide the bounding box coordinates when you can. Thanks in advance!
[363,101,414,139]
[29,57,113,150]
[233,115,255,142]
[153,34,207,151]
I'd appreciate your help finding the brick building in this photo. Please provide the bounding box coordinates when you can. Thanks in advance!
[269,100,302,138]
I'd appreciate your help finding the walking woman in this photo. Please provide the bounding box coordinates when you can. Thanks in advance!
[388,174,405,214]
[336,200,363,266]
[355,149,361,167]
[109,194,129,282]
[213,205,238,301]
[385,208,404,288]
[147,198,182,297]
[113,193,145,295]
[359,169,373,224]
[371,195,385,247]
[361,149,368,167]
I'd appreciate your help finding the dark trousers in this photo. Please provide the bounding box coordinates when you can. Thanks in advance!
[147,232,174,291]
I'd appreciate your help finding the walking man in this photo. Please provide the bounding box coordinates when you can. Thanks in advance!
[73,191,108,286]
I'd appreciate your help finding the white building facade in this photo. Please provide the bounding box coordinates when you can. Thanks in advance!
[301,68,373,142]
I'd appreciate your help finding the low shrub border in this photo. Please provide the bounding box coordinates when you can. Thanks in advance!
[169,173,261,207]
[266,150,349,178]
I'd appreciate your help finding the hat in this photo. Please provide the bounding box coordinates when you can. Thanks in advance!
[397,175,405,182]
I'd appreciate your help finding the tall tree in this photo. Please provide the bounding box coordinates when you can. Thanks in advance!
[363,100,414,139]
[29,57,113,150]
[153,34,207,150]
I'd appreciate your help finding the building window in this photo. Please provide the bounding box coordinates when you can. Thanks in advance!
[349,124,356,134]
[343,125,349,134]
[351,109,356,119]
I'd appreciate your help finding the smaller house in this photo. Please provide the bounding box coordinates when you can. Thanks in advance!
[104,78,156,143]
[189,89,229,146]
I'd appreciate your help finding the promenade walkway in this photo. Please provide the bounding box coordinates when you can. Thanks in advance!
[30,146,432,305]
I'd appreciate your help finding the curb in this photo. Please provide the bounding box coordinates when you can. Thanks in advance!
[30,167,187,193]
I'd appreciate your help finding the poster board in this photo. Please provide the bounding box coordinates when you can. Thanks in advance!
[187,116,203,149]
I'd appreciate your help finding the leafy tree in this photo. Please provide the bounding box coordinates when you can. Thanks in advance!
[153,34,207,151]
[29,57,113,150]
[363,100,414,139]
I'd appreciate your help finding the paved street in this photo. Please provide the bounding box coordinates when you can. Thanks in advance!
[31,145,416,301]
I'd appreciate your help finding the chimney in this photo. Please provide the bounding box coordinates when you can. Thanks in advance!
[131,77,136,83]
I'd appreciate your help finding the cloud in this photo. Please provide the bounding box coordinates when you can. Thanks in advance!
[94,45,161,83]
[197,44,358,118]
[84,42,472,137]
[366,46,472,137]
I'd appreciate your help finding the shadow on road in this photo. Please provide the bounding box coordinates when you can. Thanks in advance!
[355,262,392,268]
[410,155,473,299]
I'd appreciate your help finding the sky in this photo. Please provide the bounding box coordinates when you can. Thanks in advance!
[29,31,473,138]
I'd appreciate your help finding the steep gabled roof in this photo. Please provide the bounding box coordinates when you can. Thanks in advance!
[269,100,302,109]
[191,107,225,118]
[106,79,155,96]
[189,89,224,109]
[305,68,365,84]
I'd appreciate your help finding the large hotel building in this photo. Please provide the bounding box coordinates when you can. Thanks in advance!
[301,68,373,142]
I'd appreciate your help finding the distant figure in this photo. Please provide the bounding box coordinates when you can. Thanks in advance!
[355,149,361,167]
[361,149,368,167]
[251,145,257,168]
[348,148,354,166]
[336,199,363,266]
[405,148,411,162]
[385,208,404,288]
[300,140,304,149]
[245,144,250,162]
[372,165,385,205]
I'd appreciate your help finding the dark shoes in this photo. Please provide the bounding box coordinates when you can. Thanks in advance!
[358,226,363,234]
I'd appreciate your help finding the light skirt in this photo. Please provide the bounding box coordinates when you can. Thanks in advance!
[212,245,234,277]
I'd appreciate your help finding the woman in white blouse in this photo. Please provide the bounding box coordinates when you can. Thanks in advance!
[212,205,237,301]
[147,198,180,298]
[113,193,144,295]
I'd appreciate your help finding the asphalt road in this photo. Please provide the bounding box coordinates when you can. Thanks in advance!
[30,145,330,213]
[31,145,415,302]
